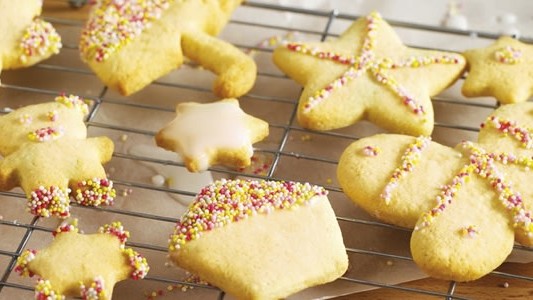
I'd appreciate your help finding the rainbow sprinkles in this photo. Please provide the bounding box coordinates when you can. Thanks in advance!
[285,12,462,115]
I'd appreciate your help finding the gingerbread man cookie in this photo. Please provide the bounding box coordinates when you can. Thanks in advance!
[15,220,149,299]
[0,95,116,218]
[462,36,533,104]
[0,0,62,77]
[273,12,466,136]
[80,0,256,98]
[155,98,269,172]
[169,179,348,300]
[337,103,533,281]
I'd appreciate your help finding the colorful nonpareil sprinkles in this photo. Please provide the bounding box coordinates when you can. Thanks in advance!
[27,186,70,218]
[35,279,64,300]
[460,225,479,238]
[19,114,32,125]
[14,249,37,277]
[19,19,62,63]
[481,116,532,149]
[285,12,462,114]
[47,110,59,122]
[74,178,116,207]
[53,219,79,237]
[28,126,64,142]
[416,142,533,239]
[381,136,431,204]
[98,221,129,245]
[169,179,327,251]
[80,0,172,62]
[124,248,150,280]
[55,94,89,114]
[494,46,522,64]
[362,145,380,157]
[80,276,106,300]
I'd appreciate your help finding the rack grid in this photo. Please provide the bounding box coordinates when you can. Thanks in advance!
[0,1,532,299]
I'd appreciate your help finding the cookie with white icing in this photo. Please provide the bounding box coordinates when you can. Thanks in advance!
[337,102,533,281]
[80,0,256,98]
[0,0,61,76]
[273,11,465,136]
[168,179,348,299]
[155,98,269,172]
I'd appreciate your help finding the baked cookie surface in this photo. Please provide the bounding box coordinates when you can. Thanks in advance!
[462,36,533,104]
[338,103,533,281]
[80,0,256,97]
[0,0,61,74]
[169,179,348,299]
[15,221,149,299]
[155,98,269,172]
[273,12,465,136]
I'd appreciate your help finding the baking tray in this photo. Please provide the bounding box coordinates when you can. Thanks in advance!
[0,1,532,299]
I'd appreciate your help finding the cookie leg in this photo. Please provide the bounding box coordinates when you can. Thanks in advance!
[181,31,256,98]
[71,177,116,207]
[26,185,71,218]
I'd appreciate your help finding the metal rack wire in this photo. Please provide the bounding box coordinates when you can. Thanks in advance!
[0,1,532,299]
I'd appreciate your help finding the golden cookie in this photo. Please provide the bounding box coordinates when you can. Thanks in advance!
[169,179,348,299]
[0,95,116,218]
[80,0,256,97]
[15,220,149,299]
[0,0,61,74]
[155,98,269,172]
[273,11,465,136]
[338,103,533,281]
[462,36,533,104]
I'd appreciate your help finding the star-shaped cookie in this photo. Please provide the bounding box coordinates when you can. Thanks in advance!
[15,221,149,299]
[462,36,533,104]
[273,11,466,136]
[79,0,256,98]
[155,98,269,172]
[0,95,116,218]
[0,0,61,77]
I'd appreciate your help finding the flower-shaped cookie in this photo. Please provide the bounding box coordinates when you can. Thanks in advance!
[273,12,466,136]
[0,95,116,218]
[155,98,269,172]
[0,0,61,77]
[15,221,149,299]
[337,103,533,281]
[79,0,256,98]
[462,36,533,104]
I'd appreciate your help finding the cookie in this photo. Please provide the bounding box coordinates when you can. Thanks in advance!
[15,220,149,299]
[169,179,348,299]
[80,0,256,98]
[0,95,116,218]
[168,179,348,299]
[0,0,61,74]
[273,11,466,136]
[155,98,269,172]
[462,36,533,104]
[337,102,533,281]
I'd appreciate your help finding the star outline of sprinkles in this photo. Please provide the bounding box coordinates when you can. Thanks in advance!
[285,12,462,115]
[416,141,533,239]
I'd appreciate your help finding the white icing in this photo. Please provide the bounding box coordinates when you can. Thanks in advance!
[168,100,254,171]
[443,14,468,30]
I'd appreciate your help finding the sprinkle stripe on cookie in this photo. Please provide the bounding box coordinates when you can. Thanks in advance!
[381,136,431,204]
[481,116,533,148]
[285,12,462,115]
[169,179,327,251]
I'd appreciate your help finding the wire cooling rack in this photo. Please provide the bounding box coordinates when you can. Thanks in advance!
[1,1,533,299]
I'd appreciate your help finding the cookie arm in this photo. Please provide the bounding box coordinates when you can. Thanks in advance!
[181,31,256,98]
[0,157,17,191]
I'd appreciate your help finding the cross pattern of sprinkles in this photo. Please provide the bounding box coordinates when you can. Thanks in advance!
[285,12,462,115]
[15,221,149,300]
[416,141,533,240]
